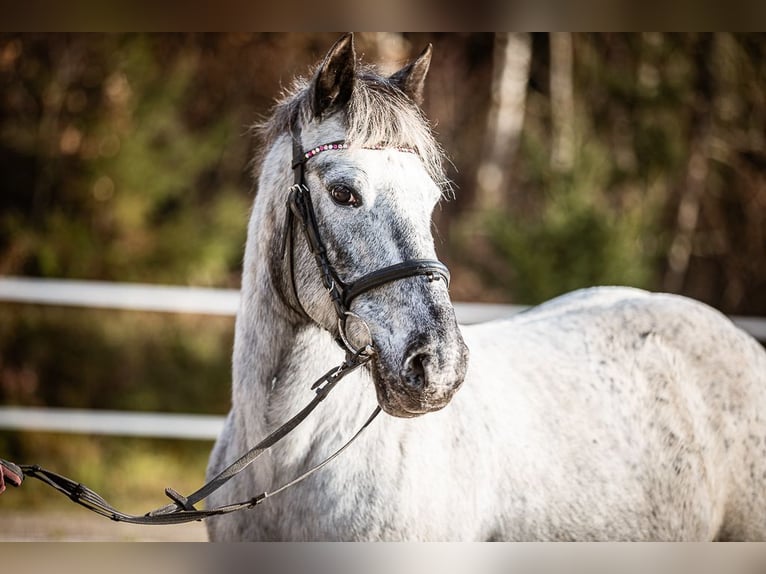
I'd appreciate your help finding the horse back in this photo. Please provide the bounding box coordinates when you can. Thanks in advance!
[462,287,766,540]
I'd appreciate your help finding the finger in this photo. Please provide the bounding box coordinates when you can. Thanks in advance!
[0,458,23,489]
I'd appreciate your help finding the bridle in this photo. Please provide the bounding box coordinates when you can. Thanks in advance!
[8,122,454,526]
[282,121,451,355]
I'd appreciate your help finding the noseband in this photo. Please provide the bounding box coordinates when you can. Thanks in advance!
[282,124,450,355]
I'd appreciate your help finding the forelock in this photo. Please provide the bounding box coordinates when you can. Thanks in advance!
[257,64,448,191]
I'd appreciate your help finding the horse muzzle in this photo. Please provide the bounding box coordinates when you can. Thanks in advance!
[370,323,469,418]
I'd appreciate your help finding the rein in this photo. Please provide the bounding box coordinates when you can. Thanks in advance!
[6,128,452,526]
[14,348,377,525]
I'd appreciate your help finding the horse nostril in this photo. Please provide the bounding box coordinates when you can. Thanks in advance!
[403,352,429,390]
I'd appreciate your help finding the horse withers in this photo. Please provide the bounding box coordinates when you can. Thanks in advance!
[205,34,766,541]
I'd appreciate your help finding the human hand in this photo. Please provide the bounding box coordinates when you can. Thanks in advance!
[0,458,23,494]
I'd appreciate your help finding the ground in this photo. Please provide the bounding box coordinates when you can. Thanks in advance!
[1,510,208,541]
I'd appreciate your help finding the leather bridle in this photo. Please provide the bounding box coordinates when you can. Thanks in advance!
[282,122,451,355]
[9,123,455,526]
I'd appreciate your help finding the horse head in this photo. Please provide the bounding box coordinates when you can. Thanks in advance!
[262,34,469,418]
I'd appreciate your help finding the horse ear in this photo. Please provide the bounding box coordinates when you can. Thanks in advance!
[311,33,356,118]
[388,43,432,106]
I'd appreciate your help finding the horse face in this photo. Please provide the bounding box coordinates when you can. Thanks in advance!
[279,34,468,417]
[298,143,469,418]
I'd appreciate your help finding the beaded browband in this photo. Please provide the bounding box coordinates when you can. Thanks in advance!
[297,140,417,164]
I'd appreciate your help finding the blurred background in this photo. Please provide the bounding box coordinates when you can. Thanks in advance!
[1,33,765,535]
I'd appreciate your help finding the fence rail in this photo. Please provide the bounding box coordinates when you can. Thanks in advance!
[0,276,240,316]
[0,407,223,440]
[1,276,764,439]
[0,276,529,324]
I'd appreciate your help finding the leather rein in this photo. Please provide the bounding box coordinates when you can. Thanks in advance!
[8,125,452,526]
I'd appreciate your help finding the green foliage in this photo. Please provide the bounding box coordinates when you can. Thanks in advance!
[0,34,250,286]
[485,196,656,304]
[482,130,661,304]
[0,304,233,414]
[90,39,247,285]
[0,304,232,511]
[1,34,766,516]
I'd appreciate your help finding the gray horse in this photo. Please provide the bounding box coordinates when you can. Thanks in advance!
[206,34,766,541]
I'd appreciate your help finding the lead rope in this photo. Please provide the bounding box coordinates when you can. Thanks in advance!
[13,346,379,525]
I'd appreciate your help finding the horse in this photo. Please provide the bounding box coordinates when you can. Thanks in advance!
[205,34,766,541]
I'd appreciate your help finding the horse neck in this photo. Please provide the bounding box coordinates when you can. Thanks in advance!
[232,252,376,454]
[231,145,374,443]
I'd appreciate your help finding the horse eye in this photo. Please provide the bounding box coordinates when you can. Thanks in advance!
[329,185,359,207]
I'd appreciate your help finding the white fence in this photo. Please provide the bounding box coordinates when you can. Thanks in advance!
[0,276,764,440]
[0,406,224,440]
[0,276,528,323]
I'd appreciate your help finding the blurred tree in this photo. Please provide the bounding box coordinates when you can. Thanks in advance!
[2,33,765,312]
[0,33,766,511]
[1,35,765,509]
[0,33,765,422]
[473,33,532,212]
[549,32,574,173]
[0,34,251,286]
